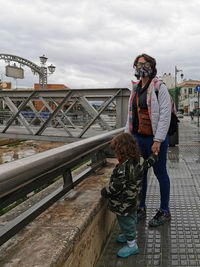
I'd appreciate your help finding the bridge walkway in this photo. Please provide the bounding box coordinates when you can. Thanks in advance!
[97,118,200,267]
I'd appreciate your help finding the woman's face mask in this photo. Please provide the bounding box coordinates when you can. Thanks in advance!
[137,66,152,78]
[135,61,152,78]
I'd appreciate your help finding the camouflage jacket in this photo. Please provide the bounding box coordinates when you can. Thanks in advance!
[101,154,158,216]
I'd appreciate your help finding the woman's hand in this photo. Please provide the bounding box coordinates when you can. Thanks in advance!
[151,141,161,154]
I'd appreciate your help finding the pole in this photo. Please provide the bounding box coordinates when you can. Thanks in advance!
[198,91,199,127]
[175,66,178,109]
[174,66,183,110]
[175,66,177,90]
[39,67,47,89]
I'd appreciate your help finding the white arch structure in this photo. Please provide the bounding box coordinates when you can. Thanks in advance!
[0,54,47,88]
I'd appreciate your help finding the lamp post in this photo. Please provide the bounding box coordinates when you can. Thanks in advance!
[38,55,56,89]
[198,90,199,127]
[169,66,184,147]
[175,66,184,110]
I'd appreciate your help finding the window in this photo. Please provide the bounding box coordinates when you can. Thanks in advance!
[188,88,193,94]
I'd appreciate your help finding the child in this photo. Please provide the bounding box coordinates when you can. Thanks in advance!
[101,132,158,258]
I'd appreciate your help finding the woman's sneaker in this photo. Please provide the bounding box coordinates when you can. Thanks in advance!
[148,209,171,227]
[117,243,139,258]
[116,233,127,243]
[137,208,146,222]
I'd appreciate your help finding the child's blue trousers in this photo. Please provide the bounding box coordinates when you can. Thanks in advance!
[117,211,137,241]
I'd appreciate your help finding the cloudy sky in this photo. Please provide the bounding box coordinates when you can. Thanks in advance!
[0,0,200,89]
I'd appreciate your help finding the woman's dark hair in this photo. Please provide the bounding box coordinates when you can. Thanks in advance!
[110,133,140,163]
[133,53,157,79]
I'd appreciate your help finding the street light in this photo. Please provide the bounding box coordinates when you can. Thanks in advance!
[38,55,56,89]
[39,55,48,65]
[175,66,184,110]
[48,64,56,74]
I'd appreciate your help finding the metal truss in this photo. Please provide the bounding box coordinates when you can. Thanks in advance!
[0,88,130,142]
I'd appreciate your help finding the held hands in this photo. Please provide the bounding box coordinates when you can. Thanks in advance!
[151,141,161,155]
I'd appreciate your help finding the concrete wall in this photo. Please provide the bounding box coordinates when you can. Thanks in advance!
[0,158,117,267]
[63,203,115,267]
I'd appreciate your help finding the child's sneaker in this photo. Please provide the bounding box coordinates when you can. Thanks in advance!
[148,209,171,227]
[117,243,139,258]
[116,234,127,243]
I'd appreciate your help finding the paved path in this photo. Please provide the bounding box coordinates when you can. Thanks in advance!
[97,118,200,267]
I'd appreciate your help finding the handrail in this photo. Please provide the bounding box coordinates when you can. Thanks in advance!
[0,128,124,246]
[0,128,123,198]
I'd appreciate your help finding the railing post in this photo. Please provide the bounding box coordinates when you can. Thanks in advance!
[91,149,107,168]
[116,90,129,128]
[63,169,74,189]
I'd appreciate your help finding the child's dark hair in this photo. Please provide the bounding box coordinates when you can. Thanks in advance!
[110,133,140,163]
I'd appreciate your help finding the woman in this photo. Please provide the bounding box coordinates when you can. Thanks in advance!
[125,53,171,227]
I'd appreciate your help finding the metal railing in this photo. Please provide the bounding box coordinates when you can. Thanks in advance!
[0,128,124,246]
[0,88,130,141]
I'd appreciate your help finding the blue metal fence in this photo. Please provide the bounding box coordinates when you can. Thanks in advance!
[21,111,51,119]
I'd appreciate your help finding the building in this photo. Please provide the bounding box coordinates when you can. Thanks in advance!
[159,74,199,115]
[34,83,70,111]
[160,73,175,89]
[34,84,69,90]
[0,81,12,90]
[177,79,200,114]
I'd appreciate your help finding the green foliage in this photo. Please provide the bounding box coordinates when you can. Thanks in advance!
[7,141,24,147]
[0,197,28,216]
[71,158,90,171]
[169,87,181,109]
[0,159,91,216]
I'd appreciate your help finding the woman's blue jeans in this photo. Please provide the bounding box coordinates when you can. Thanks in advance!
[133,134,170,212]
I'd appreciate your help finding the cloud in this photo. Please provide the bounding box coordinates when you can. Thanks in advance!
[1,0,200,89]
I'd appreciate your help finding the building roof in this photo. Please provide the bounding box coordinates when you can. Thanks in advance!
[178,79,200,87]
[34,84,70,90]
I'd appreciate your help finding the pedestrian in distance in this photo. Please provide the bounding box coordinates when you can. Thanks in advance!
[125,53,172,227]
[101,133,158,258]
[190,111,194,120]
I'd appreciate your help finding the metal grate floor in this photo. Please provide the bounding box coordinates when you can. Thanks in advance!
[97,120,200,267]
